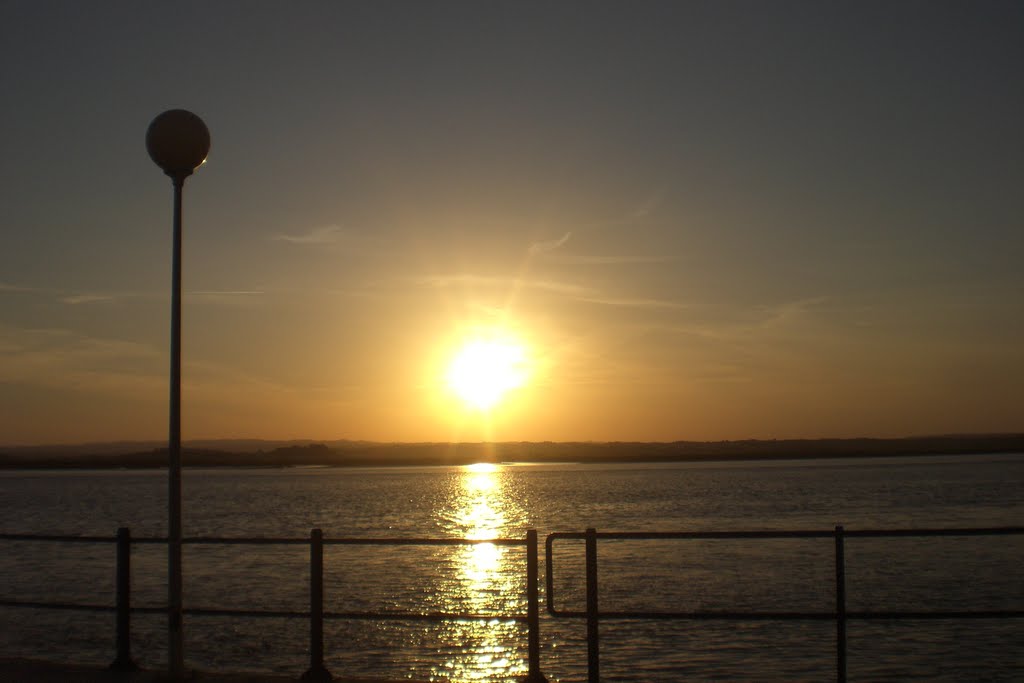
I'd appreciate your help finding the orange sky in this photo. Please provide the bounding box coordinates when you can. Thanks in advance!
[2,2,1022,445]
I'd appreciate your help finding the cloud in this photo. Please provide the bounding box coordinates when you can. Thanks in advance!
[465,302,509,318]
[189,290,264,297]
[545,254,672,265]
[187,290,264,306]
[0,325,161,360]
[57,289,265,306]
[61,294,117,305]
[59,291,165,305]
[629,189,665,220]
[0,324,164,395]
[0,284,152,306]
[758,297,829,328]
[272,225,345,245]
[417,273,687,310]
[526,232,670,266]
[575,295,686,310]
[0,324,299,406]
[528,232,571,255]
[0,282,36,293]
[417,274,592,297]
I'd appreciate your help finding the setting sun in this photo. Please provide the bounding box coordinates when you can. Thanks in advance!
[446,339,528,411]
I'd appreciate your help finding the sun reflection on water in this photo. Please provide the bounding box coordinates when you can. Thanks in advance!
[433,462,528,681]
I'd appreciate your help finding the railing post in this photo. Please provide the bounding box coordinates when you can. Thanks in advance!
[545,533,556,615]
[525,530,548,682]
[585,528,600,683]
[834,525,847,683]
[109,527,138,671]
[302,528,332,681]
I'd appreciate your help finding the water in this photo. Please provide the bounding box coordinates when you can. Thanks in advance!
[1,454,1022,681]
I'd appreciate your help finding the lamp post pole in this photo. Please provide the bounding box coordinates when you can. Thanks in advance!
[147,109,210,680]
[167,172,184,678]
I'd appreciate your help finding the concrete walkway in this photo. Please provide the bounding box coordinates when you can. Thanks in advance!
[0,658,428,683]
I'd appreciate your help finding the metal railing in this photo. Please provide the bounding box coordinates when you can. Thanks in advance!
[0,529,547,682]
[4,526,1022,682]
[545,526,1024,683]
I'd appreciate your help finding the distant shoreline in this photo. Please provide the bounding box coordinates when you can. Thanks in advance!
[1,435,1021,470]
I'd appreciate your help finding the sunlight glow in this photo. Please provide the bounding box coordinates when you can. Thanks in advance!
[433,463,527,681]
[446,339,527,411]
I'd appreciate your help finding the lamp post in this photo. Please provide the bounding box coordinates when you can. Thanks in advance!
[146,109,210,680]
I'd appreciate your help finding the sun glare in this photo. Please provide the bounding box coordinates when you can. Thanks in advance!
[446,338,528,411]
[465,462,499,474]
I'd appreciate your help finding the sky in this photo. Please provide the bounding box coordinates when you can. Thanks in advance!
[1,1,1022,445]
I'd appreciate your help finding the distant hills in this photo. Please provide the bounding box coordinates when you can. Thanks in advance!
[0,434,1022,469]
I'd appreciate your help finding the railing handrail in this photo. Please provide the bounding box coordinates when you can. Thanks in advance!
[0,533,119,542]
[546,526,1024,541]
[0,528,547,682]
[8,525,1018,544]
[545,525,1024,683]
[0,599,533,619]
[0,532,530,545]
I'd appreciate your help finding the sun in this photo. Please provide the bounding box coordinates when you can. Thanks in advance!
[446,338,528,411]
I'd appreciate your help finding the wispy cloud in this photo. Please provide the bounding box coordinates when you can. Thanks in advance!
[545,253,672,265]
[58,290,156,306]
[757,296,829,328]
[272,225,346,245]
[528,232,571,255]
[0,324,298,405]
[61,294,117,305]
[187,290,264,306]
[663,297,831,340]
[56,289,265,306]
[417,274,592,297]
[3,282,143,306]
[1,283,135,305]
[629,189,665,220]
[189,290,264,297]
[527,231,670,266]
[0,282,37,293]
[417,273,686,310]
[0,325,162,360]
[465,302,509,318]
[575,295,686,310]
[0,324,164,395]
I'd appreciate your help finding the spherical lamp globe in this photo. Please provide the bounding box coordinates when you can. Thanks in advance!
[146,109,211,178]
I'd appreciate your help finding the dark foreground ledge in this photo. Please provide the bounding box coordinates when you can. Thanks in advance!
[0,658,427,683]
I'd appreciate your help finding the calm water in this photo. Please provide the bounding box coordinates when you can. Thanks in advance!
[1,454,1022,681]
